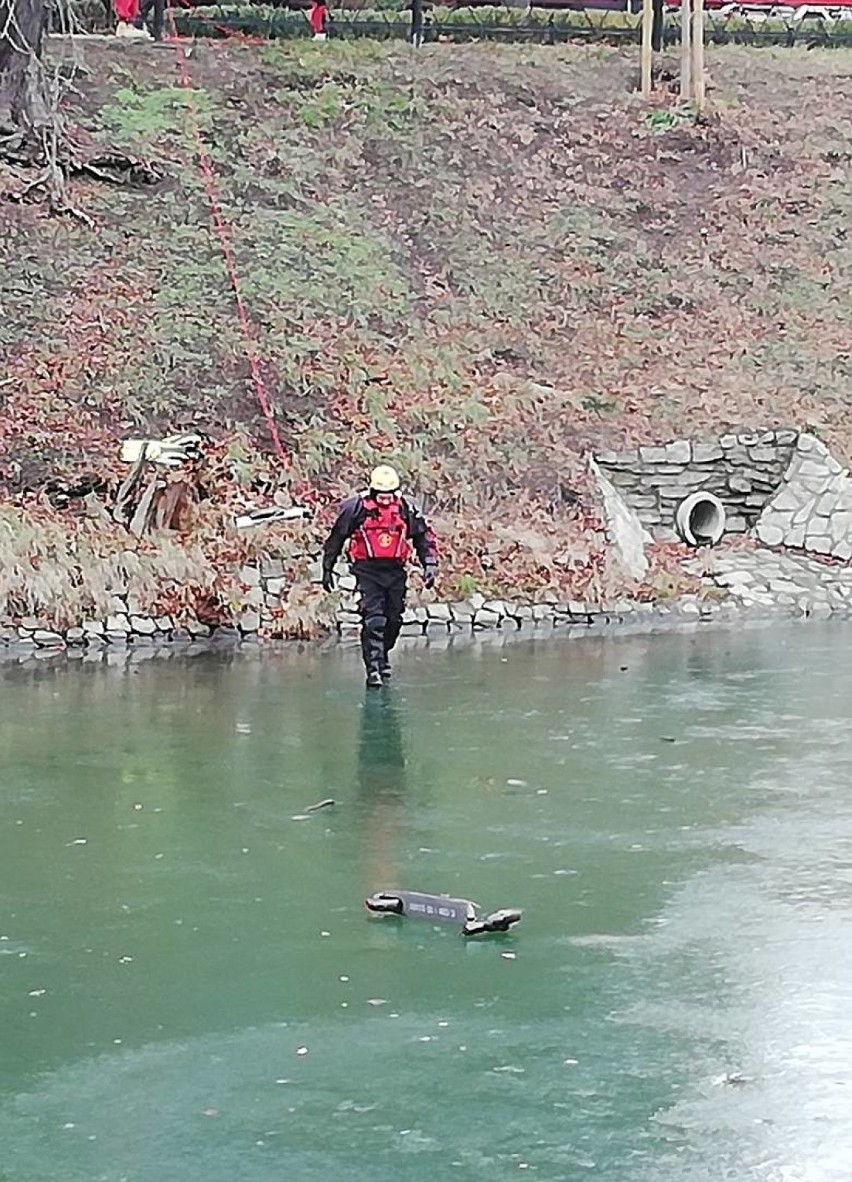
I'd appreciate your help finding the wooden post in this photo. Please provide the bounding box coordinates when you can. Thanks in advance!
[641,0,653,97]
[680,0,692,100]
[692,0,706,109]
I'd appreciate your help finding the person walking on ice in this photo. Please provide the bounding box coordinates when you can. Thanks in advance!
[322,465,438,688]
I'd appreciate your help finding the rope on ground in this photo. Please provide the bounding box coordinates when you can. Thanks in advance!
[164,3,289,465]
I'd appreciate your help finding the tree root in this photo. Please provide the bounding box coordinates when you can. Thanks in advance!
[73,151,163,187]
[2,134,163,211]
[52,199,96,228]
[8,166,50,202]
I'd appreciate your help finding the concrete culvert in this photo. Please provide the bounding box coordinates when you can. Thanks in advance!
[675,492,726,547]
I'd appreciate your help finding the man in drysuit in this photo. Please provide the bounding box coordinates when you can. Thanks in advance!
[322,464,437,687]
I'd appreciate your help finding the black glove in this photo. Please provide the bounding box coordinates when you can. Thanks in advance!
[423,562,437,590]
[321,569,335,593]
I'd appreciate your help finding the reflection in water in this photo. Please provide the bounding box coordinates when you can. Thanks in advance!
[355,691,408,893]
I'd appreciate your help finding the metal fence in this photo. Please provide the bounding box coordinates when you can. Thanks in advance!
[171,6,852,44]
[65,0,852,44]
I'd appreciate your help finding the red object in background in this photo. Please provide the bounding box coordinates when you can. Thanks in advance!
[113,0,140,20]
[308,0,328,33]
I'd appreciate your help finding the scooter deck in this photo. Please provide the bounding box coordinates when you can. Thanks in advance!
[365,890,477,925]
[365,890,523,936]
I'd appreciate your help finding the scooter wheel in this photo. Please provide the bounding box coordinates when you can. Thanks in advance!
[365,893,404,915]
[462,908,523,936]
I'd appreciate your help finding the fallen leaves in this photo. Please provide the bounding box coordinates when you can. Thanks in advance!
[1,41,850,625]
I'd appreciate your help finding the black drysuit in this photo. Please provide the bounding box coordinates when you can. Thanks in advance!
[322,495,437,674]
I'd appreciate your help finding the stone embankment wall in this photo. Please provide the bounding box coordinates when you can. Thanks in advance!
[3,580,729,651]
[699,548,852,618]
[6,428,852,654]
[755,435,852,561]
[2,558,301,651]
[594,430,799,540]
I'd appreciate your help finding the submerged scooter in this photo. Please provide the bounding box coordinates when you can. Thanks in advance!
[365,889,522,937]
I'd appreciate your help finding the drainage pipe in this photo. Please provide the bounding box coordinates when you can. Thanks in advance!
[675,492,726,547]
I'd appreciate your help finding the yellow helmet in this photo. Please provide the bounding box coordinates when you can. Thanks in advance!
[369,464,401,493]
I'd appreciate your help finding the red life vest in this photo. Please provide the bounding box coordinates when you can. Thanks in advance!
[348,496,412,563]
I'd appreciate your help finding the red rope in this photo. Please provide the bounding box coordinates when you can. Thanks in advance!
[164,6,288,464]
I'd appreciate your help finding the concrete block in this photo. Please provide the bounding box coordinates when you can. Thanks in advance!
[638,446,670,464]
[33,630,65,646]
[748,446,781,463]
[260,558,285,580]
[692,442,724,463]
[239,565,261,587]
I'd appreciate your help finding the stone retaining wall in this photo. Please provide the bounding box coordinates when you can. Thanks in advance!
[1,555,306,651]
[594,430,799,541]
[755,435,852,561]
[6,428,852,653]
[1,593,746,653]
[697,547,852,618]
[6,546,852,656]
[1,580,728,652]
[337,588,631,638]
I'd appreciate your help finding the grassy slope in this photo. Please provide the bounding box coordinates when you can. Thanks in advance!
[0,39,850,621]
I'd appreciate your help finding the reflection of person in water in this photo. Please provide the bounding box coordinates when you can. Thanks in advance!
[356,692,407,893]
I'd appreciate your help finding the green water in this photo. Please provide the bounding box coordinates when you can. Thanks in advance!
[2,625,851,1182]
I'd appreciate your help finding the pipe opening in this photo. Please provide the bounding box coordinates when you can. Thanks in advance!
[675,492,726,547]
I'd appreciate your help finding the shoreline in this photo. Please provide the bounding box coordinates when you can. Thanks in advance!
[6,538,852,665]
[0,592,833,668]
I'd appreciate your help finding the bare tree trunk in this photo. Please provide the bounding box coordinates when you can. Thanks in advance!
[2,0,158,213]
[0,0,50,136]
